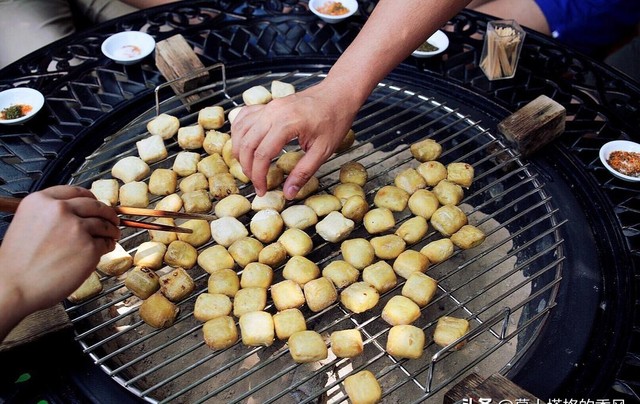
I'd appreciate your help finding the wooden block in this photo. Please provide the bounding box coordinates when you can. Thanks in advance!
[444,373,541,404]
[155,34,209,105]
[498,95,566,157]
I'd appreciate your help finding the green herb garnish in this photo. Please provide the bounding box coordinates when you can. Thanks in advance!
[417,42,439,52]
[1,105,25,120]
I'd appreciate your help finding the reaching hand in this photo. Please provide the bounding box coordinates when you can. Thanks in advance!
[231,81,360,199]
[0,186,120,321]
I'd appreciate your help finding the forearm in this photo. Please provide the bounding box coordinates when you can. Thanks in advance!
[0,251,29,342]
[323,0,471,106]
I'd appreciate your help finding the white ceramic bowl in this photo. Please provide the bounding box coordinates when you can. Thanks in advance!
[599,140,640,182]
[101,31,156,65]
[0,88,45,125]
[309,0,358,24]
[412,30,449,58]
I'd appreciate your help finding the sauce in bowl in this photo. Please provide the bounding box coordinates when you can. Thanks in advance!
[0,104,33,120]
[317,1,349,15]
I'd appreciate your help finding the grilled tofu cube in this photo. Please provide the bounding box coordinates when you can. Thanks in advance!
[339,162,368,187]
[271,279,305,311]
[67,272,102,303]
[159,267,195,301]
[194,293,232,322]
[392,250,429,279]
[288,330,327,363]
[136,134,168,164]
[303,277,338,312]
[341,195,369,222]
[239,311,274,346]
[340,282,379,314]
[433,179,464,206]
[90,179,119,206]
[125,266,160,300]
[209,172,239,199]
[341,238,375,270]
[410,138,442,162]
[417,160,448,186]
[330,329,363,358]
[172,151,201,177]
[433,316,470,350]
[147,113,180,140]
[177,124,205,150]
[381,295,421,326]
[119,181,149,208]
[251,190,286,212]
[276,151,304,174]
[271,80,295,99]
[207,268,240,298]
[111,156,149,183]
[233,287,267,317]
[374,185,409,212]
[420,238,454,264]
[228,237,263,268]
[240,262,273,289]
[273,308,307,341]
[402,272,438,307]
[450,224,486,250]
[283,256,320,286]
[430,205,468,237]
[155,193,183,212]
[394,168,426,195]
[139,292,179,329]
[322,260,359,289]
[386,324,425,359]
[362,261,397,293]
[363,208,396,234]
[304,194,342,217]
[148,218,178,245]
[278,228,313,257]
[164,240,198,269]
[210,216,249,248]
[177,219,211,248]
[333,183,365,205]
[198,106,225,130]
[250,209,284,243]
[134,241,167,270]
[198,245,235,274]
[97,242,133,276]
[181,189,212,213]
[281,205,318,230]
[316,211,355,243]
[197,153,229,178]
[370,234,406,260]
[242,85,272,105]
[447,162,475,187]
[215,194,251,218]
[179,172,209,193]
[203,130,230,155]
[148,168,178,196]
[293,176,319,200]
[258,242,288,267]
[344,370,382,404]
[203,315,238,350]
[265,165,284,190]
[395,216,428,244]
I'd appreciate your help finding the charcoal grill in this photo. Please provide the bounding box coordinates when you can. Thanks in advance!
[64,65,565,402]
[0,1,638,403]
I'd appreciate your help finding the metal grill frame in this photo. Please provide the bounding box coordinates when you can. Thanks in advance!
[66,70,565,403]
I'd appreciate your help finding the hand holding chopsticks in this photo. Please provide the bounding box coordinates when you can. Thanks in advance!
[0,195,217,234]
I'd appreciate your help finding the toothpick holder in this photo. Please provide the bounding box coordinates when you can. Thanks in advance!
[480,20,526,81]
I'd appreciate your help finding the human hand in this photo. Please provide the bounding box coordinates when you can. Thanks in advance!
[231,81,360,199]
[0,186,120,317]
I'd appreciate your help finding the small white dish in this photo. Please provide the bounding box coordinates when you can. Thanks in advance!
[309,0,357,24]
[101,31,156,65]
[412,30,449,58]
[599,140,640,182]
[0,88,45,125]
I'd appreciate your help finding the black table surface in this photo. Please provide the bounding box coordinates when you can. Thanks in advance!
[1,1,639,402]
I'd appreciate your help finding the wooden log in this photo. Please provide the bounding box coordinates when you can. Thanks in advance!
[498,95,566,157]
[0,304,71,351]
[155,34,210,105]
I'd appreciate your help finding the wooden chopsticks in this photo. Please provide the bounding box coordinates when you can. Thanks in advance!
[0,196,217,234]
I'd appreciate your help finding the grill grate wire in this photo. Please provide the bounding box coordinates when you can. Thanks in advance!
[66,71,564,403]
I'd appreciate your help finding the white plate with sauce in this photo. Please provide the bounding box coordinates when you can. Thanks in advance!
[0,88,45,125]
[599,140,640,182]
[309,0,358,24]
[412,30,449,58]
[101,31,156,65]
